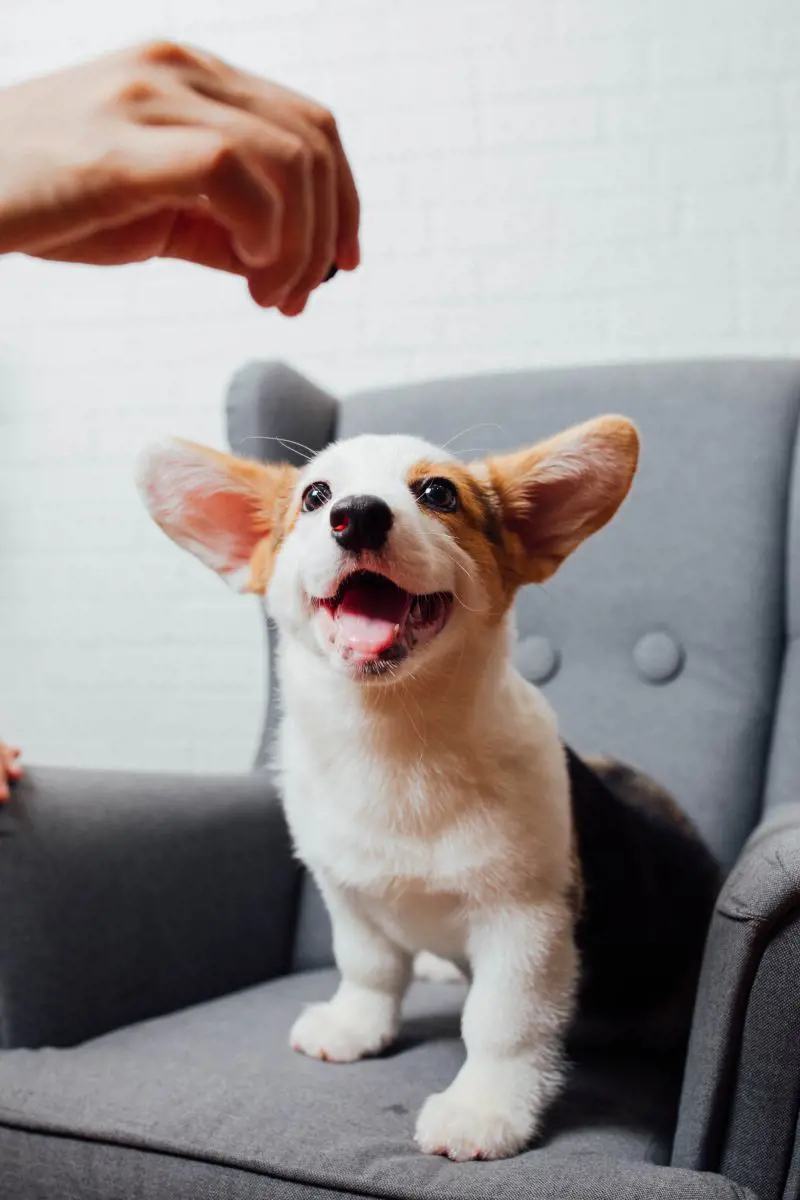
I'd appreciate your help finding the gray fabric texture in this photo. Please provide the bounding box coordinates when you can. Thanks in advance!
[0,767,298,1049]
[672,802,800,1200]
[0,1129,755,1200]
[720,913,800,1199]
[0,968,752,1200]
[226,360,338,466]
[763,377,800,813]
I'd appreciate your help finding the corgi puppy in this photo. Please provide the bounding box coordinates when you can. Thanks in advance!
[138,417,715,1162]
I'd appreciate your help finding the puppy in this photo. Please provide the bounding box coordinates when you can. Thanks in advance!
[138,417,711,1162]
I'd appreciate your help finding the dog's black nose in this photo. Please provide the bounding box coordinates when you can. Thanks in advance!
[330,495,394,553]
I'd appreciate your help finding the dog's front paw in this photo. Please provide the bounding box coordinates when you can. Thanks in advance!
[289,1000,395,1064]
[415,1088,532,1161]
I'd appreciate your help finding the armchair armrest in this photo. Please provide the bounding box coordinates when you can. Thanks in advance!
[0,767,297,1050]
[672,802,800,1200]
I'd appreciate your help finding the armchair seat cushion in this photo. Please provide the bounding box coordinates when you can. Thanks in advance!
[0,969,749,1200]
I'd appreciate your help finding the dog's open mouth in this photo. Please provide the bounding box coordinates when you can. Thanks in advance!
[315,570,454,670]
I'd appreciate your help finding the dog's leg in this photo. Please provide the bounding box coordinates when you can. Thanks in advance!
[415,904,576,1160]
[289,881,411,1063]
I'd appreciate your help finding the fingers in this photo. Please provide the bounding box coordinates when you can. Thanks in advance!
[38,207,250,274]
[275,127,337,315]
[329,123,361,272]
[120,101,314,299]
[0,743,22,802]
[244,133,316,308]
[143,46,360,304]
[7,41,360,306]
[161,206,252,275]
[117,120,284,270]
[188,85,329,309]
[201,137,284,269]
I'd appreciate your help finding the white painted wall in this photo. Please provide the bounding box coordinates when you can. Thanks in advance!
[2,0,799,773]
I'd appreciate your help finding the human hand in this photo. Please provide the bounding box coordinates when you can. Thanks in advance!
[0,42,360,314]
[0,739,23,802]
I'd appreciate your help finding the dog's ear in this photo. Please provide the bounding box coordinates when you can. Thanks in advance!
[137,439,298,593]
[484,416,639,584]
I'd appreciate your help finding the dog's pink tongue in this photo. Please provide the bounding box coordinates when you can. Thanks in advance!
[336,577,411,656]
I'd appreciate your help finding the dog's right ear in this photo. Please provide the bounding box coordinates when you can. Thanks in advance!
[137,439,298,593]
[485,416,639,585]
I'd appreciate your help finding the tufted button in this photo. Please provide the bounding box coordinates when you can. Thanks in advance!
[633,631,685,684]
[516,635,560,685]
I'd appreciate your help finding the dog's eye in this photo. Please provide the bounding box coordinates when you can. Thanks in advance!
[301,481,332,513]
[413,477,459,513]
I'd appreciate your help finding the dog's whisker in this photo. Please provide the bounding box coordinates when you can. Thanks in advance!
[239,434,315,462]
[442,422,505,451]
[396,684,426,749]
[438,549,485,614]
[439,546,477,584]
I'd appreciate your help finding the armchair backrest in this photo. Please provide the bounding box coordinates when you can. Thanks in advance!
[227,359,800,969]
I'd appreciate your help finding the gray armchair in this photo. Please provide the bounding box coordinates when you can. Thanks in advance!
[2,359,798,1200]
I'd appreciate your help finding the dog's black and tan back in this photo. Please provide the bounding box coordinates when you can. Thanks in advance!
[566,750,721,1048]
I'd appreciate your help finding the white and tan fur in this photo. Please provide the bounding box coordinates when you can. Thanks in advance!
[138,417,639,1162]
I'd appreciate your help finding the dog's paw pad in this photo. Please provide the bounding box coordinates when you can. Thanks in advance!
[415,1090,530,1161]
[289,1002,392,1064]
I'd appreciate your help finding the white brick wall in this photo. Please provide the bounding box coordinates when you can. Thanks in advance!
[2,0,800,773]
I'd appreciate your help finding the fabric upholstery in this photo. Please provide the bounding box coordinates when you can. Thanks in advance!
[0,968,753,1200]
[0,1133,754,1200]
[763,379,800,812]
[673,802,800,1200]
[226,360,338,467]
[0,767,298,1049]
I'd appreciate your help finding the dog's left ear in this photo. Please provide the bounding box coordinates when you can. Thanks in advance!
[485,416,639,584]
[137,439,298,593]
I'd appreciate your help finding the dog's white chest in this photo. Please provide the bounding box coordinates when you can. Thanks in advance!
[277,658,571,966]
[281,755,512,961]
[286,766,504,887]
